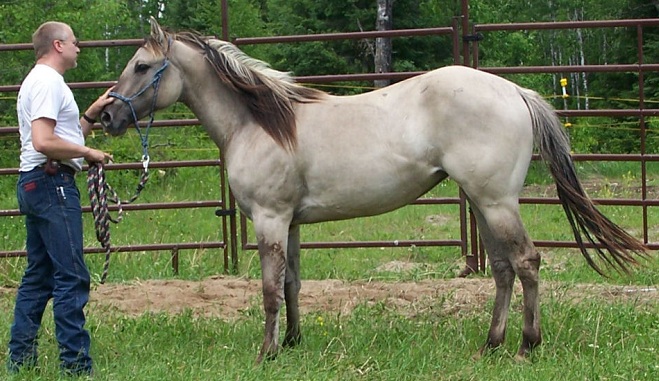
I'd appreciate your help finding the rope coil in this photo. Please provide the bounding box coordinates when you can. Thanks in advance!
[87,162,149,284]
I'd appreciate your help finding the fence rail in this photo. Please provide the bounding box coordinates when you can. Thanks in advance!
[1,6,657,275]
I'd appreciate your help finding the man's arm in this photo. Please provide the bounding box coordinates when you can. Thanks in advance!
[80,86,115,137]
[31,118,111,163]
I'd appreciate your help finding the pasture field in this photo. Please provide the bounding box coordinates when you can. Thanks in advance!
[0,278,656,381]
[0,129,657,380]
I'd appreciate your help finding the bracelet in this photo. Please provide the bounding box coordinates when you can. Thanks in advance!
[82,113,96,124]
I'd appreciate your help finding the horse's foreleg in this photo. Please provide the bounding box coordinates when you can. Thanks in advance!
[511,246,542,359]
[283,225,302,348]
[255,218,290,363]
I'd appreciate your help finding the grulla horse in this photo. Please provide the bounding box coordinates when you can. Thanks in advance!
[101,18,649,363]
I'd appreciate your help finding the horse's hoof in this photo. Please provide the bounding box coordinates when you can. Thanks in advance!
[514,353,530,363]
[472,346,488,360]
[515,345,535,362]
[256,345,280,364]
[473,341,503,360]
[283,332,302,348]
[458,265,477,278]
[255,352,276,365]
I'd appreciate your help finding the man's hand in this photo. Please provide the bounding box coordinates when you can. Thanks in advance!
[84,147,113,164]
[85,86,116,120]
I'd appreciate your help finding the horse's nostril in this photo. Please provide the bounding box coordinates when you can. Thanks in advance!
[100,111,111,127]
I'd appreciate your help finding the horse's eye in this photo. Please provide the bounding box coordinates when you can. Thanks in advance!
[135,63,150,73]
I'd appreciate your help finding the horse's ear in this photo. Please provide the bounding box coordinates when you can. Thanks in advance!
[149,16,167,48]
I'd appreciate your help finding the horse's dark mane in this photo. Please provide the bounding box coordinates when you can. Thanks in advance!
[148,31,325,150]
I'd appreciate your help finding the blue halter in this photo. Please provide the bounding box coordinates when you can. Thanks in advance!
[108,60,170,171]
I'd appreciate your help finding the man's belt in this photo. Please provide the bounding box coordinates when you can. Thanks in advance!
[40,158,76,176]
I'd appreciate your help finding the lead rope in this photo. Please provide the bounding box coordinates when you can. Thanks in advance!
[87,162,149,284]
[91,59,167,283]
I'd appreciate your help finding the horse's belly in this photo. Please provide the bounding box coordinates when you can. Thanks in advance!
[294,168,447,224]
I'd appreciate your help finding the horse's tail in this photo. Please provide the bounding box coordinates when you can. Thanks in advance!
[517,87,650,275]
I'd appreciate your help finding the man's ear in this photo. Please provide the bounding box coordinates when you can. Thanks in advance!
[53,39,64,53]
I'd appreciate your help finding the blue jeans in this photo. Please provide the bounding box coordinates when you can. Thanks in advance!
[8,167,92,375]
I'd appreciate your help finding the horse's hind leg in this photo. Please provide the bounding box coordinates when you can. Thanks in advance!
[283,224,302,348]
[513,235,542,359]
[469,205,515,357]
[469,201,542,359]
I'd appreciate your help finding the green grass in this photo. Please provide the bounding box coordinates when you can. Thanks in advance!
[0,288,656,380]
[0,126,657,380]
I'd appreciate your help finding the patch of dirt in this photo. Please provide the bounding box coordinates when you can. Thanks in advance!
[86,271,658,319]
[0,261,654,319]
[425,214,452,226]
[90,277,493,319]
[374,260,425,273]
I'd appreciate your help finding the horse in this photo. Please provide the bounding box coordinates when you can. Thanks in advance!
[101,18,649,363]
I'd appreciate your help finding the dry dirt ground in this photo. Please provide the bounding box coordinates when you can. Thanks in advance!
[0,261,655,319]
[86,264,657,319]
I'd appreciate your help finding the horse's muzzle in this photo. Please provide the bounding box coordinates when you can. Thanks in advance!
[100,110,129,136]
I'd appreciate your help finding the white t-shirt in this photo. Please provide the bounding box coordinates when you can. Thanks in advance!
[17,64,85,172]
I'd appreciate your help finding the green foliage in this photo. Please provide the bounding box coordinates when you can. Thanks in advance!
[262,0,455,91]
[0,0,144,122]
[1,0,657,150]
[263,0,374,80]
[158,0,271,43]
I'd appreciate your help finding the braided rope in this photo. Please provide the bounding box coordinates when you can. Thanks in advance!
[87,162,149,284]
[92,58,163,283]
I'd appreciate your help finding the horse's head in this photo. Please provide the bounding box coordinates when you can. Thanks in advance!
[101,17,183,136]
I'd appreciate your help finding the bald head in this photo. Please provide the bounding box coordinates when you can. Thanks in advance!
[32,21,72,59]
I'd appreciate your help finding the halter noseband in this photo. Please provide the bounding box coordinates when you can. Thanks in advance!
[108,59,170,170]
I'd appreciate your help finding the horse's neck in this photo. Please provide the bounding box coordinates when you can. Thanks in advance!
[180,77,250,151]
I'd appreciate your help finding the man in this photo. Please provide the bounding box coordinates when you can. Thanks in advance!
[8,21,114,376]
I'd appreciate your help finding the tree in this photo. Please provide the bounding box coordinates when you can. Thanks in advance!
[578,0,659,154]
[159,0,270,58]
[374,0,393,88]
[262,0,455,93]
[1,0,651,153]
[0,1,140,124]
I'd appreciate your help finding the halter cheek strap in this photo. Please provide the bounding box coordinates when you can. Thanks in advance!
[108,59,170,170]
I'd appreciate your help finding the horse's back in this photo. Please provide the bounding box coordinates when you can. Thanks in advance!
[288,66,536,223]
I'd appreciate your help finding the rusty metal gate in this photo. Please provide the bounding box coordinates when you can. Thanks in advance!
[1,2,657,275]
[222,5,659,272]
[0,38,236,273]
